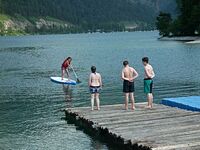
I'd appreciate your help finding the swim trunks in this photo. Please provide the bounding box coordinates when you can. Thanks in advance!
[90,86,101,94]
[144,78,153,94]
[123,80,134,93]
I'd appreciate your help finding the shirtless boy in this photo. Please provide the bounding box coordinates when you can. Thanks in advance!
[142,57,155,109]
[121,61,138,110]
[88,66,102,111]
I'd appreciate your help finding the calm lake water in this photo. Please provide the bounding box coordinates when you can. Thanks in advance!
[0,31,200,150]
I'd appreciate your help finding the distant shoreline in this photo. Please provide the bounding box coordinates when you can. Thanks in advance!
[158,36,200,42]
[0,30,156,37]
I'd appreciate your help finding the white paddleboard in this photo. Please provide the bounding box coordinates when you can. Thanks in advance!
[50,77,77,85]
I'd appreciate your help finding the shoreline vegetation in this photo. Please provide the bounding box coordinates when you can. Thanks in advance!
[156,0,200,39]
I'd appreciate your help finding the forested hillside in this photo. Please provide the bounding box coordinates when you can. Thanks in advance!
[156,0,200,36]
[0,0,177,35]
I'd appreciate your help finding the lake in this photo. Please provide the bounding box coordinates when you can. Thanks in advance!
[0,31,200,150]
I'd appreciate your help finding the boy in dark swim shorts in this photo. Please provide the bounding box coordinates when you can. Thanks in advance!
[142,57,155,109]
[121,60,138,110]
[123,80,135,93]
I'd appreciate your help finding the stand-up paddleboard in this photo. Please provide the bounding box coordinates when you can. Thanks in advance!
[50,77,77,85]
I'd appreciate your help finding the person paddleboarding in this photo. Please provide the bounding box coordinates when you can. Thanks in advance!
[61,57,72,80]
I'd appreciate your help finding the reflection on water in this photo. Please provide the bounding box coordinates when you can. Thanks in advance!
[0,46,43,52]
[0,31,200,150]
[63,85,73,108]
[0,46,44,57]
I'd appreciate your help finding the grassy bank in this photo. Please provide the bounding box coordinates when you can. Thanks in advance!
[0,14,75,36]
[0,14,27,36]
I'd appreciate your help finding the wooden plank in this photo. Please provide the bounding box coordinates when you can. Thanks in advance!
[82,107,180,119]
[67,103,174,116]
[111,114,200,132]
[120,124,200,141]
[152,142,200,150]
[110,114,200,131]
[151,133,200,150]
[98,111,198,127]
[88,109,198,122]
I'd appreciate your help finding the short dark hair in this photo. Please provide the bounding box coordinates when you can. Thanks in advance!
[91,66,96,73]
[142,57,149,63]
[123,60,129,66]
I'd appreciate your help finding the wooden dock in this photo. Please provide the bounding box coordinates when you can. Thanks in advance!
[64,103,200,150]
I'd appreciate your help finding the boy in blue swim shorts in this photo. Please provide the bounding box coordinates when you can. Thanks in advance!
[88,66,102,111]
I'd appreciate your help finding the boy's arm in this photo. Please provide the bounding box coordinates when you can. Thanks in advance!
[88,74,91,87]
[99,74,102,87]
[121,70,129,81]
[131,68,139,80]
[151,68,155,78]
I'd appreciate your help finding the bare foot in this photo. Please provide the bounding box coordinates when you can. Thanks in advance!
[96,107,100,111]
[131,107,136,110]
[125,107,128,110]
[145,105,151,109]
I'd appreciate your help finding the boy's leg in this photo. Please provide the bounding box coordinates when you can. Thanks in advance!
[148,93,153,108]
[91,94,95,111]
[146,93,153,108]
[146,94,150,108]
[96,93,100,110]
[144,79,153,108]
[124,93,129,110]
[148,80,153,108]
[123,80,129,110]
[151,93,153,108]
[130,93,135,110]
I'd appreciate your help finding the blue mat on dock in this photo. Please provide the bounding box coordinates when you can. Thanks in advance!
[161,96,200,112]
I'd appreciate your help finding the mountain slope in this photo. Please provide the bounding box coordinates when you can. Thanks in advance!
[0,0,177,35]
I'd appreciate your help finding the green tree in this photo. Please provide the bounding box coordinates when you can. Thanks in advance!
[156,12,172,36]
[189,4,200,35]
[0,22,4,35]
[0,0,3,13]
[178,0,195,35]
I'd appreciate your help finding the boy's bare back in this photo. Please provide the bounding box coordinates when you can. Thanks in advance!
[122,67,138,82]
[144,64,155,79]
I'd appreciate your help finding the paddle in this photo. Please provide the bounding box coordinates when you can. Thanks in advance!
[70,65,81,83]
